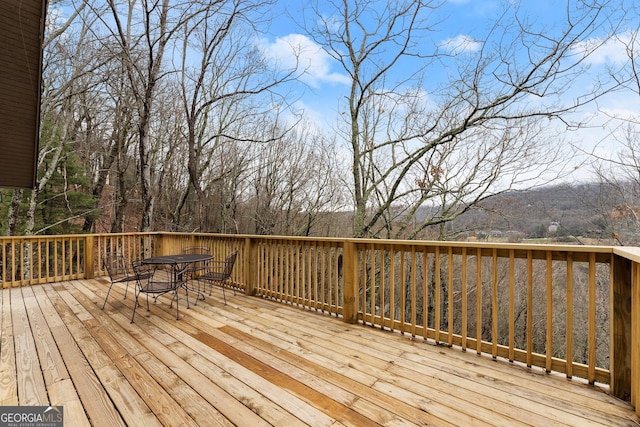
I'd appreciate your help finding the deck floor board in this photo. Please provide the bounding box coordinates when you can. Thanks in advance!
[1,278,638,427]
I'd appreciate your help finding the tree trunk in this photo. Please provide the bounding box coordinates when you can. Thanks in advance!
[6,189,22,236]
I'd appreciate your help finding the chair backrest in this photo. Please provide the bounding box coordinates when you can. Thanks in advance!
[131,260,154,283]
[103,254,129,279]
[131,260,144,280]
[182,246,211,255]
[182,246,211,272]
[135,261,178,294]
[223,251,238,279]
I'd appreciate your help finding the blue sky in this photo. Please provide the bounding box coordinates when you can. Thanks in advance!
[257,0,638,174]
[50,0,639,180]
[52,0,637,141]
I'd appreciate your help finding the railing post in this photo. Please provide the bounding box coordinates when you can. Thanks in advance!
[611,254,632,402]
[84,234,95,279]
[244,237,255,296]
[342,240,359,324]
[634,262,640,415]
[156,232,168,256]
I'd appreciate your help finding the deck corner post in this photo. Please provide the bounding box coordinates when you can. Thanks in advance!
[611,254,632,403]
[342,240,359,324]
[244,237,256,296]
[84,234,95,279]
[156,232,168,256]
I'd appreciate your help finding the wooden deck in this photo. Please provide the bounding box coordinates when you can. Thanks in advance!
[1,278,639,427]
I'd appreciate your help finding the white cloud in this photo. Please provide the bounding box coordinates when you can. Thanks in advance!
[259,34,350,88]
[600,107,640,122]
[575,31,639,66]
[439,35,482,55]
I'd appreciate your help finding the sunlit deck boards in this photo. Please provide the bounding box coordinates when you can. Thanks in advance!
[1,279,638,427]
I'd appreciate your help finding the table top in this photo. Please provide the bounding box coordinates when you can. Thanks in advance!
[142,253,212,265]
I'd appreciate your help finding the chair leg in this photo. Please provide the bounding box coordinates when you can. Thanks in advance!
[199,281,206,300]
[193,280,206,303]
[131,293,140,323]
[188,283,205,307]
[101,283,114,310]
[221,283,226,305]
[175,290,180,320]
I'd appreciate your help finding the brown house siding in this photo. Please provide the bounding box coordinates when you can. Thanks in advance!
[0,0,46,189]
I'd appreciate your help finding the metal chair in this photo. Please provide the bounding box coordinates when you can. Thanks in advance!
[101,254,146,309]
[180,246,212,303]
[181,246,211,279]
[131,260,180,322]
[194,250,238,305]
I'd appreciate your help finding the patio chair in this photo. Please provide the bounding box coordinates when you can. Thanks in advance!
[179,246,212,303]
[181,246,211,279]
[101,254,148,309]
[131,260,180,322]
[194,250,238,305]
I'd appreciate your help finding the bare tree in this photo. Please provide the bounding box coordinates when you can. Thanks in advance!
[589,126,640,244]
[103,0,192,231]
[583,13,640,244]
[176,0,299,232]
[81,55,139,233]
[305,0,622,239]
[291,129,349,236]
[244,120,346,236]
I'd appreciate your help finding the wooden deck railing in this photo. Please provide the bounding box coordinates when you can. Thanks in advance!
[1,232,639,413]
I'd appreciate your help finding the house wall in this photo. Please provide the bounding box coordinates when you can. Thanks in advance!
[0,0,46,189]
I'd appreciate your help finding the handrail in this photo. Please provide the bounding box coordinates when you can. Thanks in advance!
[0,232,638,412]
